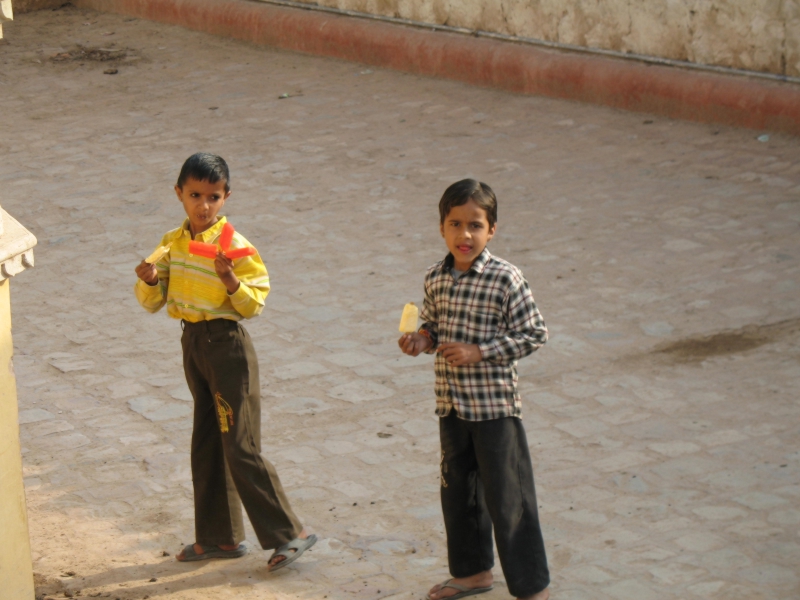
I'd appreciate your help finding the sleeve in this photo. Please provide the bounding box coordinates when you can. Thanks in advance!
[418,271,439,353]
[228,249,270,319]
[134,278,168,313]
[134,236,171,313]
[478,277,548,364]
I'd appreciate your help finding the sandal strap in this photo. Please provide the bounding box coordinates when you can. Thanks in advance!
[441,580,469,592]
[273,537,307,556]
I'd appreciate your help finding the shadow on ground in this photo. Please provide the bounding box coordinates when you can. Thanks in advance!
[653,317,800,363]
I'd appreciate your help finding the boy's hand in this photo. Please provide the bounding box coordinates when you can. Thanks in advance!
[398,332,433,356]
[135,260,159,285]
[438,343,482,367]
[215,252,241,294]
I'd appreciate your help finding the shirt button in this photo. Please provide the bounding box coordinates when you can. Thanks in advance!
[447,311,453,317]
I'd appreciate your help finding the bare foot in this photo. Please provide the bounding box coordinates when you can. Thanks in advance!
[176,543,239,561]
[519,587,550,600]
[267,528,310,569]
[427,571,494,600]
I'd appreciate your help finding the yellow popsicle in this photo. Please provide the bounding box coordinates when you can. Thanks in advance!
[399,302,419,333]
[145,242,172,264]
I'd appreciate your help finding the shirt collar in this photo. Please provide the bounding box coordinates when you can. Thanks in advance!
[443,247,492,275]
[180,216,228,242]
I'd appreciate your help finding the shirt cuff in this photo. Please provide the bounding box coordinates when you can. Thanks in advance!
[228,282,251,305]
[478,340,501,362]
[420,325,438,353]
[227,282,264,318]
[136,278,161,295]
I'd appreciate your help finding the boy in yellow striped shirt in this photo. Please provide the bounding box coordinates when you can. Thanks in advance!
[134,153,316,570]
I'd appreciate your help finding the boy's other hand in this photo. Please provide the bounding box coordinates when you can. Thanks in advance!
[215,252,241,294]
[437,342,482,366]
[135,260,159,285]
[398,332,433,356]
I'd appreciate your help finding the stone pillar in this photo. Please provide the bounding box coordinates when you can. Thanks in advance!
[0,0,11,39]
[0,206,37,600]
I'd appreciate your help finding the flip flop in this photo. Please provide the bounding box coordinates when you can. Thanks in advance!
[267,533,318,571]
[425,579,494,600]
[176,543,248,562]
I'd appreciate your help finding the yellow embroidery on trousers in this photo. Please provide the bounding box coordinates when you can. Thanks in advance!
[214,393,234,433]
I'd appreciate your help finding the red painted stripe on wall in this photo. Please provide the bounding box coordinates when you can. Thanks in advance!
[73,0,800,135]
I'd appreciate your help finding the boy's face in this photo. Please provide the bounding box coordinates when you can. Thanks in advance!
[175,177,231,236]
[440,199,496,271]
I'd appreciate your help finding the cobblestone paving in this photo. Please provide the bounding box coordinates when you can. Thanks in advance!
[2,5,800,600]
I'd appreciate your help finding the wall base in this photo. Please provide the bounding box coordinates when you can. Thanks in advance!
[62,0,800,134]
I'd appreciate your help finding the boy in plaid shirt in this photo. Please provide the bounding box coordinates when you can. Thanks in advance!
[399,180,550,600]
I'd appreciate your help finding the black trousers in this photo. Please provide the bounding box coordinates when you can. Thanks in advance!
[439,412,550,597]
[181,319,302,550]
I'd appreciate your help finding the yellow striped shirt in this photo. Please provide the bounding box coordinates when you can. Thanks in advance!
[135,217,269,322]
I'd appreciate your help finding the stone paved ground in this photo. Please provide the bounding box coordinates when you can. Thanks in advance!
[2,5,800,600]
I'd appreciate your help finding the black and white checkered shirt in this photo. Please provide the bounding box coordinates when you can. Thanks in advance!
[419,249,548,421]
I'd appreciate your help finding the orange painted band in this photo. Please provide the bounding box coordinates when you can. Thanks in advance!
[73,0,800,134]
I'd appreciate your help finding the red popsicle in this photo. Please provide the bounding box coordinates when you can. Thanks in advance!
[225,247,256,259]
[188,223,256,260]
[219,222,235,252]
[188,240,219,259]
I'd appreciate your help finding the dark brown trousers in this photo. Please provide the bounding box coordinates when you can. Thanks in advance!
[181,318,302,550]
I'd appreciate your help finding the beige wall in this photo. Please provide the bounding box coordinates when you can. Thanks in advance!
[12,0,800,75]
[0,0,11,38]
[300,0,800,77]
[0,279,35,600]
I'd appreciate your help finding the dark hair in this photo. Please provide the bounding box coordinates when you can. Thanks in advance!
[176,153,231,192]
[439,179,497,227]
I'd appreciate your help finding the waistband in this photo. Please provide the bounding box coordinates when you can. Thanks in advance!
[181,318,239,331]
